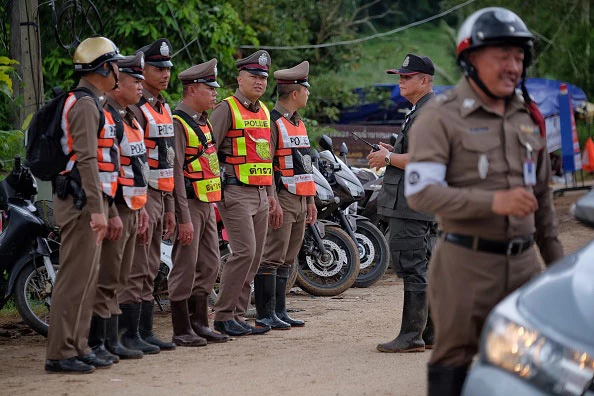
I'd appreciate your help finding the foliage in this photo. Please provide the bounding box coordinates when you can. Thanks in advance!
[0,55,18,97]
[0,129,25,171]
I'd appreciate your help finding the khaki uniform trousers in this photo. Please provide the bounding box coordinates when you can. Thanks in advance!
[428,239,542,368]
[120,188,166,304]
[259,190,307,272]
[93,204,138,318]
[214,185,268,321]
[46,196,108,360]
[169,201,220,301]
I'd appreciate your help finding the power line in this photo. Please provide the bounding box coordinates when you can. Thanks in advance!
[239,0,477,50]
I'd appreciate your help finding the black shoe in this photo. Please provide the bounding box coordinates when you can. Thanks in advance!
[45,357,95,374]
[91,345,119,364]
[78,352,112,369]
[276,269,305,327]
[105,315,143,359]
[214,320,251,336]
[139,300,176,351]
[236,319,270,335]
[119,303,160,355]
[254,274,291,330]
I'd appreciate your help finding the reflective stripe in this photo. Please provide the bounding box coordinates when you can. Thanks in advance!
[404,162,448,197]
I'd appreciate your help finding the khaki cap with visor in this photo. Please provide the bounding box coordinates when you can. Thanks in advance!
[274,61,310,87]
[178,58,220,88]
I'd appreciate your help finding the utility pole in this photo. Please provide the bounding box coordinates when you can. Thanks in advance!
[10,0,43,130]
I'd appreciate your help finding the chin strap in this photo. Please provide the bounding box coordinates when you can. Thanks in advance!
[94,62,119,90]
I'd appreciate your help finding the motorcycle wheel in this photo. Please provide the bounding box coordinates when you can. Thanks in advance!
[14,260,56,337]
[352,220,390,288]
[296,225,360,296]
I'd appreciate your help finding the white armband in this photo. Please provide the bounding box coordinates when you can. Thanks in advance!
[404,162,448,197]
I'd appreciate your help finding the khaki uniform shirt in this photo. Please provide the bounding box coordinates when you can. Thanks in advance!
[210,89,274,196]
[406,78,563,264]
[131,88,175,213]
[172,102,209,224]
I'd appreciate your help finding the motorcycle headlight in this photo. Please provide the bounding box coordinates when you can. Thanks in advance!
[483,314,594,395]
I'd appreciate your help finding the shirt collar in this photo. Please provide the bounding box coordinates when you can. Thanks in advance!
[457,78,527,118]
[273,102,301,123]
[142,88,166,107]
[176,102,208,125]
[78,79,107,106]
[105,96,137,124]
[234,89,261,112]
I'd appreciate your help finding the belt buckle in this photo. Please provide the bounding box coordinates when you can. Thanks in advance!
[506,238,526,256]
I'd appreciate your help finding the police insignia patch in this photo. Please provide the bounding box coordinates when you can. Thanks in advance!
[213,65,218,77]
[141,160,150,184]
[166,144,175,167]
[403,56,410,67]
[301,153,313,173]
[160,42,169,56]
[258,53,268,66]
[205,152,220,175]
[247,133,271,160]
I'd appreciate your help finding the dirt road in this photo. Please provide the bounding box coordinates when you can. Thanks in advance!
[1,191,591,396]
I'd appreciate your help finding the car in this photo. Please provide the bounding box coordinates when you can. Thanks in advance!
[462,190,594,396]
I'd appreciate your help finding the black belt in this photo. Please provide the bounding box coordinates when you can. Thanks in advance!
[439,232,534,256]
[225,177,265,189]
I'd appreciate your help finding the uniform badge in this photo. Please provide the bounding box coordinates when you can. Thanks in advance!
[166,143,175,167]
[258,53,268,66]
[463,98,475,108]
[213,65,218,77]
[402,56,410,67]
[204,152,220,175]
[247,133,271,160]
[160,42,169,57]
[478,154,489,179]
[301,154,313,173]
[520,124,539,134]
[141,160,150,184]
[140,55,144,69]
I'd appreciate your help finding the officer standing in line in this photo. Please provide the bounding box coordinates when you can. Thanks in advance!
[45,37,123,374]
[118,38,176,352]
[255,61,317,329]
[367,53,436,353]
[404,8,564,395]
[90,52,150,362]
[209,50,278,336]
[168,59,229,346]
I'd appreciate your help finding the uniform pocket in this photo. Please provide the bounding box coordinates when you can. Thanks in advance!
[517,132,545,152]
[452,132,503,182]
[378,173,401,211]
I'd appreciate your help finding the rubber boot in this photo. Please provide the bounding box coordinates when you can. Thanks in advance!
[88,315,119,364]
[170,299,206,347]
[189,295,229,343]
[139,300,176,351]
[427,364,468,396]
[275,267,304,327]
[377,289,427,353]
[119,303,160,355]
[254,273,291,330]
[422,308,435,349]
[105,315,143,359]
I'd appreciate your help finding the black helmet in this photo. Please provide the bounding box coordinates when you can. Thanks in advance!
[456,7,534,99]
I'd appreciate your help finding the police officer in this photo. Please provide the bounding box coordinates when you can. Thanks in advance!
[169,59,229,346]
[404,8,564,395]
[118,38,176,352]
[45,37,123,373]
[210,50,278,336]
[89,52,150,362]
[255,61,317,329]
[367,53,436,353]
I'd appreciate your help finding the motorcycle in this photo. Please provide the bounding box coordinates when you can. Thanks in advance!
[0,156,59,336]
[316,136,390,288]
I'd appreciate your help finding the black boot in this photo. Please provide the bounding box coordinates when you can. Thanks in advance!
[254,273,291,330]
[213,319,251,336]
[119,303,160,355]
[105,315,143,359]
[88,315,119,364]
[190,295,229,343]
[377,289,427,353]
[139,300,176,351]
[170,299,207,347]
[427,364,468,396]
[422,308,435,349]
[275,267,304,327]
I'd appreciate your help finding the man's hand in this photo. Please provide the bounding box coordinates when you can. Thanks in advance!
[492,187,538,217]
[177,222,194,246]
[367,145,390,169]
[268,196,277,214]
[306,203,318,225]
[107,215,124,241]
[269,205,284,229]
[379,142,393,152]
[90,213,108,246]
[163,211,176,240]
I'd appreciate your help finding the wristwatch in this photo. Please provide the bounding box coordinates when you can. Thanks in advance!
[384,152,391,166]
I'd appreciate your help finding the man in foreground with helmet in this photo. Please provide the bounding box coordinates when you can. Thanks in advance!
[89,52,150,362]
[255,61,317,330]
[118,38,177,353]
[46,36,123,373]
[403,7,563,395]
[168,58,229,346]
[210,50,277,336]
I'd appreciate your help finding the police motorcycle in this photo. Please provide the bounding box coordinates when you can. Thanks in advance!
[0,156,59,336]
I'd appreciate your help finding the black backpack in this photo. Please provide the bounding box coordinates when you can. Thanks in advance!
[25,87,104,181]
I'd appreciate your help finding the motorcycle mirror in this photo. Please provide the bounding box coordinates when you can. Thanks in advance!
[311,148,320,169]
[389,133,398,147]
[339,142,349,166]
[319,135,333,151]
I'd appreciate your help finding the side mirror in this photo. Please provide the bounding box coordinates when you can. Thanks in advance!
[311,148,320,169]
[339,142,349,165]
[389,133,398,147]
[319,135,333,151]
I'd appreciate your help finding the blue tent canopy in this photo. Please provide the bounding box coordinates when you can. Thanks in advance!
[337,78,588,124]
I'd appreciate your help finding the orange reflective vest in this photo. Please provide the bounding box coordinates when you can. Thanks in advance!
[105,105,148,210]
[221,96,272,186]
[173,111,222,203]
[61,92,119,197]
[271,110,315,196]
[138,97,175,192]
